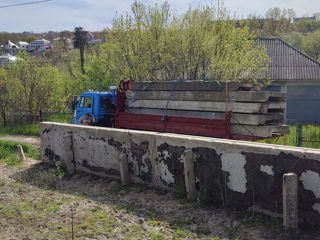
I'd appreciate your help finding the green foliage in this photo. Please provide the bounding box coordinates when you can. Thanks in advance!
[24,35,37,43]
[51,161,65,180]
[44,113,73,123]
[261,8,295,36]
[245,7,320,62]
[0,113,72,137]
[224,221,242,239]
[259,124,320,149]
[0,52,74,127]
[149,232,165,239]
[105,1,270,82]
[282,29,320,61]
[68,47,117,91]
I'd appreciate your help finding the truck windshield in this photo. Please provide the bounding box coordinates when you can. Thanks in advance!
[79,97,92,108]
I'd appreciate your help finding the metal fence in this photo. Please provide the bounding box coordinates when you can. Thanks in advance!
[1,112,73,128]
[285,119,320,148]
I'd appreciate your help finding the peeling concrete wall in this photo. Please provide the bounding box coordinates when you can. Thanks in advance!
[41,122,320,225]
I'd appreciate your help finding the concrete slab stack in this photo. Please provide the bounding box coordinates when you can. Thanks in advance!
[126,81,289,138]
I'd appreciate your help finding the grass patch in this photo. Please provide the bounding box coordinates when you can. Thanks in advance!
[0,113,72,137]
[149,232,165,240]
[257,124,320,149]
[57,210,119,239]
[44,113,73,123]
[0,140,40,166]
[147,220,162,225]
[0,123,40,137]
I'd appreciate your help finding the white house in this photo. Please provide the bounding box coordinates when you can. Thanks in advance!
[0,53,20,67]
[28,38,50,51]
[16,41,29,51]
[0,40,19,55]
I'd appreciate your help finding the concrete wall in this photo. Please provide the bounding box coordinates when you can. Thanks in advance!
[41,122,320,225]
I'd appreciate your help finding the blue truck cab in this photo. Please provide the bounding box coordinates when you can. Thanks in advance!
[73,86,117,127]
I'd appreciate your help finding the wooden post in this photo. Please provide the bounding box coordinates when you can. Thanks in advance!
[119,154,130,186]
[183,150,196,201]
[283,173,298,230]
[17,144,26,162]
[63,135,75,174]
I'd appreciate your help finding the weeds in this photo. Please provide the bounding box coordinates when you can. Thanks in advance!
[149,232,165,240]
[51,161,66,189]
[224,221,242,240]
[243,213,282,229]
[0,124,40,137]
[18,165,58,189]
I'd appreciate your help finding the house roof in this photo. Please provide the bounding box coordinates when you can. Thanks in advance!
[29,38,50,45]
[0,53,18,62]
[259,38,320,81]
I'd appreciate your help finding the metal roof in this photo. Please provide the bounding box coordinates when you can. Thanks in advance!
[259,38,320,81]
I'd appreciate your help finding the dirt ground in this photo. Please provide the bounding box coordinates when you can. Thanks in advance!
[0,157,319,240]
[0,136,40,148]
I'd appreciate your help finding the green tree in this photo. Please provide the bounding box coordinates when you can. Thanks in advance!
[73,26,88,74]
[6,53,72,122]
[45,38,70,65]
[303,29,320,61]
[105,1,270,82]
[24,35,37,43]
[0,69,12,127]
[263,7,294,36]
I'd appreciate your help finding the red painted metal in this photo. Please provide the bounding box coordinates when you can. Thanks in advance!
[115,112,229,138]
[116,89,126,113]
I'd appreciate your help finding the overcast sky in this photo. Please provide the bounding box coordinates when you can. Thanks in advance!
[0,0,319,33]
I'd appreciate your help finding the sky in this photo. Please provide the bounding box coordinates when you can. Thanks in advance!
[0,0,319,33]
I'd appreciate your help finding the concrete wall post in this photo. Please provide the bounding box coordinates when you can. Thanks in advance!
[183,150,196,201]
[17,144,26,162]
[119,154,130,186]
[63,135,75,174]
[283,173,298,230]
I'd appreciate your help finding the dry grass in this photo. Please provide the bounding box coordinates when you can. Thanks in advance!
[0,157,317,239]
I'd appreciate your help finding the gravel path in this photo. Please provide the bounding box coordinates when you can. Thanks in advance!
[0,135,40,147]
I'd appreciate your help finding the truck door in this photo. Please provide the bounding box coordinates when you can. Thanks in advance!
[75,96,93,124]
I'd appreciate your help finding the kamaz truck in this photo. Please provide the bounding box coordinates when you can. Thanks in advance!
[72,86,117,127]
[72,81,288,140]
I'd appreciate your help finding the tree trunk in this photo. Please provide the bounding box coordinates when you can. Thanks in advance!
[39,110,43,122]
[1,106,6,127]
[80,46,85,74]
